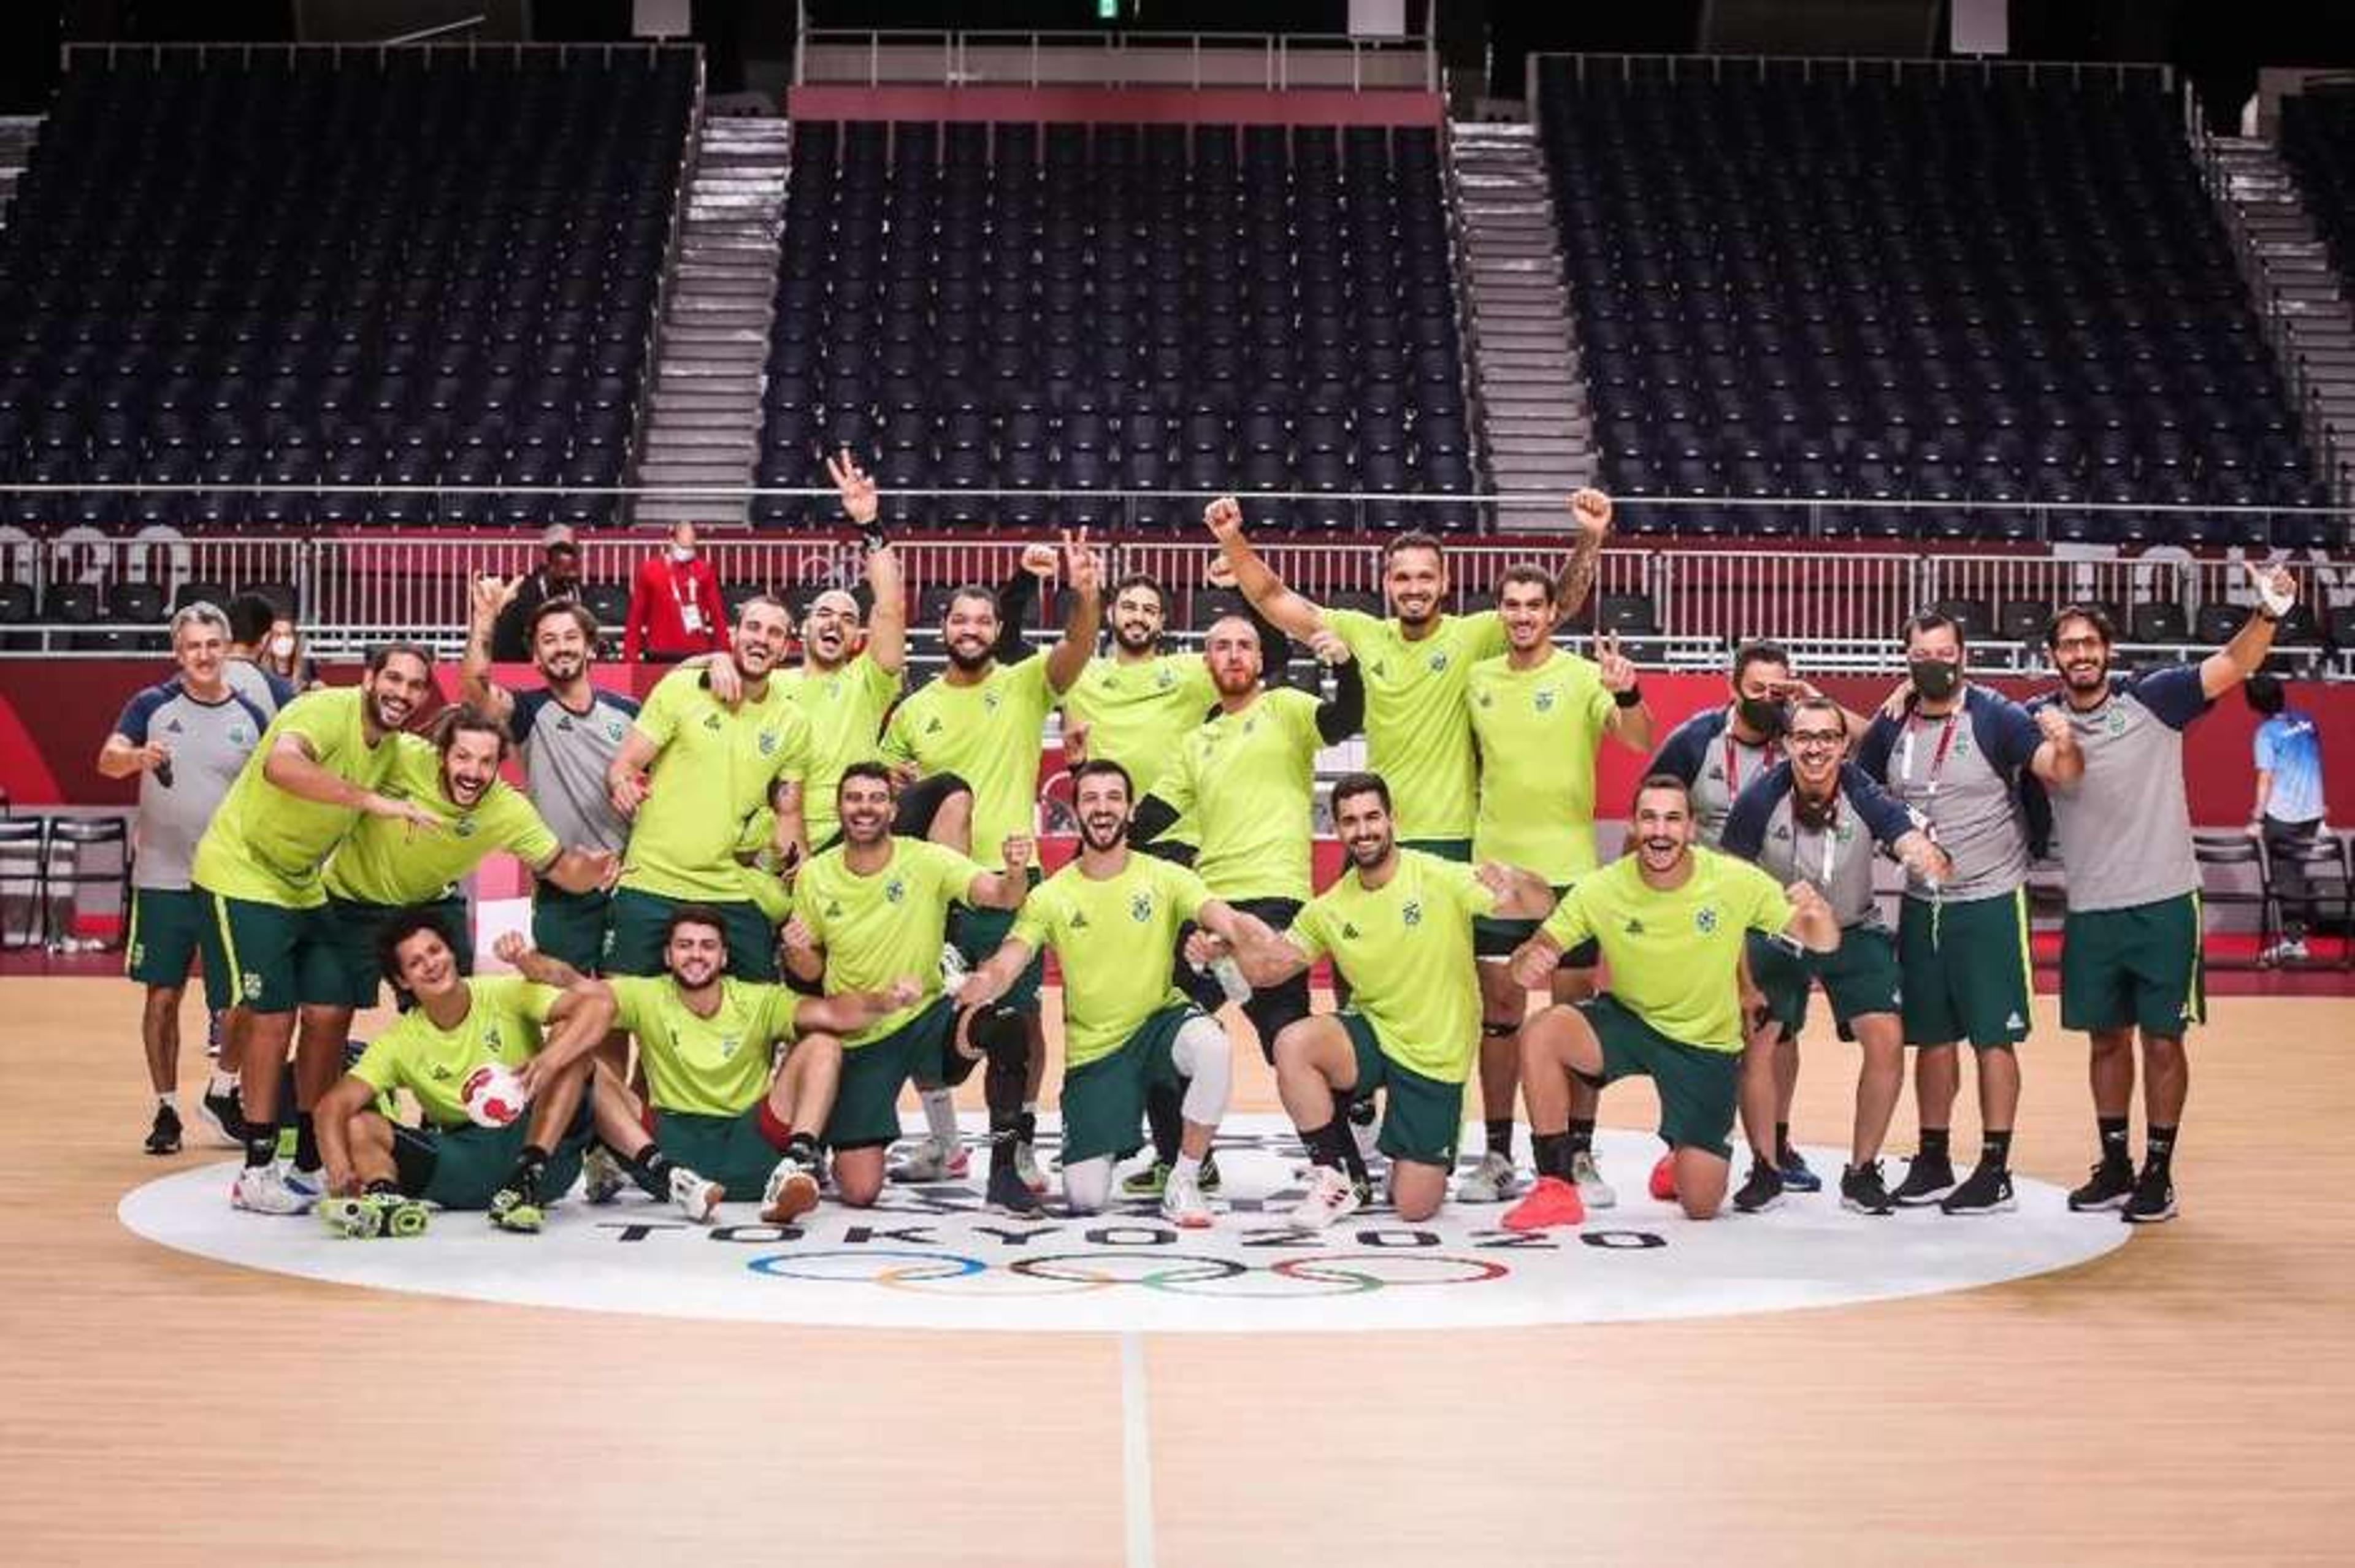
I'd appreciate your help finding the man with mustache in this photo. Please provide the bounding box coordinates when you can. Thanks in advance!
[2028,562,2296,1225]
[1228,772,1555,1228]
[1721,697,1951,1214]
[191,642,443,1214]
[1503,774,1840,1228]
[1856,610,2083,1215]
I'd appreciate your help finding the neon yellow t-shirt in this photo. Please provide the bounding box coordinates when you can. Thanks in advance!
[879,656,1055,862]
[795,836,989,1047]
[1147,687,1322,903]
[1288,849,1498,1084]
[348,975,558,1128]
[788,653,900,846]
[1011,853,1211,1069]
[324,735,559,904]
[619,665,811,903]
[608,974,799,1118]
[1326,608,1507,842]
[1062,653,1217,842]
[1467,648,1617,884]
[191,686,405,908]
[1539,848,1794,1053]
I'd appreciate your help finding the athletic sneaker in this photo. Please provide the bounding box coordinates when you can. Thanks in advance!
[1453,1149,1520,1203]
[1939,1164,2016,1215]
[1840,1161,1896,1215]
[760,1156,821,1225]
[1160,1165,1212,1229]
[231,1164,313,1215]
[1777,1148,1822,1193]
[1121,1160,1170,1198]
[2121,1168,2177,1225]
[1501,1174,1587,1232]
[581,1144,627,1206]
[987,1160,1044,1217]
[144,1103,183,1156]
[1571,1150,1617,1210]
[1647,1152,1677,1203]
[198,1085,243,1146]
[320,1192,430,1239]
[890,1134,970,1184]
[2067,1158,2135,1213]
[488,1187,544,1234]
[281,1166,325,1204]
[2260,937,2311,966]
[1289,1165,1361,1230]
[1732,1163,1785,1214]
[669,1166,724,1223]
[1890,1152,1956,1208]
[1013,1138,1047,1197]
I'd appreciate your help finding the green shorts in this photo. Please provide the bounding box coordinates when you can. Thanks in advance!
[392,1103,590,1210]
[1472,883,1598,966]
[824,996,962,1150]
[196,887,328,1014]
[127,887,221,1006]
[650,1106,779,1200]
[605,887,779,982]
[531,884,613,975]
[1060,1004,1202,1166]
[950,869,1044,1011]
[1574,993,1741,1159]
[1747,924,1903,1043]
[1339,1012,1466,1169]
[2061,893,2205,1039]
[1897,890,2032,1049]
[305,894,473,1009]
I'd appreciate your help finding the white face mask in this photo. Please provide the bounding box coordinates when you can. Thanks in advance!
[669,545,694,563]
[269,635,297,659]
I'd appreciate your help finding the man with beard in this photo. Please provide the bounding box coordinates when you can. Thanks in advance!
[1502,775,1839,1228]
[191,643,443,1214]
[960,760,1274,1225]
[1721,697,1951,1214]
[1856,611,2082,1215]
[1058,573,1217,803]
[605,594,812,982]
[875,532,1101,1187]
[2029,562,2295,1225]
[487,528,584,663]
[782,764,1039,1213]
[1228,773,1554,1227]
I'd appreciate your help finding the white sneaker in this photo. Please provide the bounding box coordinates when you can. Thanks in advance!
[938,941,970,1000]
[581,1144,627,1206]
[760,1156,820,1224]
[1013,1138,1046,1196]
[280,1166,325,1203]
[669,1166,723,1223]
[231,1164,313,1215]
[889,1134,970,1183]
[1571,1150,1618,1210]
[1289,1165,1362,1230]
[1161,1165,1213,1229]
[1455,1149,1521,1203]
[2284,938,2311,963]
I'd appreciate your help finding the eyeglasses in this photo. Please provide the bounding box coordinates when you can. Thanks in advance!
[1788,729,1845,748]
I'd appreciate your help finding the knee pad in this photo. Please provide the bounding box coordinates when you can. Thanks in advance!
[1171,1015,1231,1126]
[1062,1156,1114,1215]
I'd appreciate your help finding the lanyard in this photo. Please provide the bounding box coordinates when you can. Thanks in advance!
[1897,710,1961,798]
[1723,729,1776,796]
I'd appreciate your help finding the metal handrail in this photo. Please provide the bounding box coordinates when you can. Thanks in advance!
[795,27,1435,94]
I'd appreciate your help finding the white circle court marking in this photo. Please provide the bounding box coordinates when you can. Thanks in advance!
[119,1119,2132,1333]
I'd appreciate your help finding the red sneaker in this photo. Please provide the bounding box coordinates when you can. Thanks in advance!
[1648,1152,1677,1201]
[1500,1174,1587,1232]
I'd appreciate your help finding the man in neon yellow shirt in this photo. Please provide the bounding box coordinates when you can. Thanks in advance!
[784,763,1038,1214]
[310,909,615,1236]
[605,594,811,982]
[961,759,1274,1226]
[1060,572,1218,820]
[192,642,443,1216]
[1501,774,1838,1228]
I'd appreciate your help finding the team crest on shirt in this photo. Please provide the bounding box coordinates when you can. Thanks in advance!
[758,730,779,756]
[229,727,250,745]
[718,1034,742,1060]
[983,691,1001,713]
[453,817,477,839]
[1694,907,1719,934]
[1155,666,1176,690]
[1401,900,1423,927]
[1427,652,1449,673]
[1130,893,1154,922]
[605,721,625,741]
[1534,688,1557,712]
[885,878,906,904]
[2105,708,2127,736]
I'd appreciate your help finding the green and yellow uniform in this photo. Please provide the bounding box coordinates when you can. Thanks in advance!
[1539,849,1796,1157]
[191,687,407,1012]
[1288,850,1500,1167]
[1062,652,1217,844]
[1325,607,1506,847]
[1147,687,1324,903]
[1466,647,1615,958]
[610,974,802,1196]
[1011,854,1216,1164]
[788,653,900,847]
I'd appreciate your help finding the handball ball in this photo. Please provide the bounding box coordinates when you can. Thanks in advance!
[461,1062,530,1128]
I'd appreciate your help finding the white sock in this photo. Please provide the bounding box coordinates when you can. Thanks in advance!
[1021,1098,1039,1118]
[207,1069,237,1096]
[1171,1152,1202,1183]
[920,1087,959,1143]
[157,1092,178,1111]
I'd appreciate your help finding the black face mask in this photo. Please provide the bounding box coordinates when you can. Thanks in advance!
[1909,659,1961,701]
[1736,697,1786,740]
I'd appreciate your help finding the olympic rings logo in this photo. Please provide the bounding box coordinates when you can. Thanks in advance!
[746,1249,1511,1296]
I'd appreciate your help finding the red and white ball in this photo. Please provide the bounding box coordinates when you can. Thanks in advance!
[461,1062,530,1128]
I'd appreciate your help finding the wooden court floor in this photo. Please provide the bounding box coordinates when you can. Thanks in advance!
[4,974,2352,1567]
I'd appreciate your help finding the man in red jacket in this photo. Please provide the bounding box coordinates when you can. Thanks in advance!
[624,521,727,664]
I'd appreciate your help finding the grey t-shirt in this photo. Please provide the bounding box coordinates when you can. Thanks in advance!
[1648,707,1781,849]
[223,657,296,719]
[1722,760,1919,927]
[509,684,640,859]
[2026,668,2207,912]
[116,679,275,889]
[1858,686,2045,903]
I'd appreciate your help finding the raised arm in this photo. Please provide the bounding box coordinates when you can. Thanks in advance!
[461,575,519,725]
[1043,530,1103,695]
[1312,635,1365,743]
[2028,704,2085,789]
[2202,560,2294,698]
[995,551,1044,664]
[492,931,590,990]
[795,975,925,1039]
[1205,495,1325,641]
[1557,488,1612,619]
[264,732,439,831]
[1594,632,1653,751]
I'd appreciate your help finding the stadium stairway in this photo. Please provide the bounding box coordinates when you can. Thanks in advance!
[1448,121,1593,530]
[0,117,37,230]
[633,114,792,527]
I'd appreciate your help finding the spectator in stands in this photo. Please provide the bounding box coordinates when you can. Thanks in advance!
[624,520,726,664]
[490,527,586,663]
[2247,673,2329,965]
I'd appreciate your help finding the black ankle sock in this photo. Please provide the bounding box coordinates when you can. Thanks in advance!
[364,1177,398,1196]
[1331,1089,1370,1182]
[784,1131,819,1165]
[506,1144,550,1199]
[242,1126,277,1168]
[1919,1127,1951,1161]
[293,1112,319,1172]
[1144,1080,1183,1165]
[629,1142,675,1199]
[1567,1117,1596,1157]
[2097,1116,2131,1166]
[1485,1118,1514,1159]
[1981,1129,2013,1169]
[2144,1124,2177,1177]
[1532,1131,1572,1181]
[1305,1118,1355,1172]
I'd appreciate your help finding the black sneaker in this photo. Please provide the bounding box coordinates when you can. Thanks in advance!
[1939,1163,2016,1215]
[1198,1151,1222,1194]
[1890,1153,1956,1207]
[144,1103,183,1156]
[986,1158,1043,1217]
[1840,1161,1896,1215]
[1732,1162,1784,1214]
[2121,1166,2176,1225]
[2067,1158,2135,1212]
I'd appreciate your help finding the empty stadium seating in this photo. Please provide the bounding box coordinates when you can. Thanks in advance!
[0,47,694,530]
[752,118,1480,534]
[1537,59,2329,546]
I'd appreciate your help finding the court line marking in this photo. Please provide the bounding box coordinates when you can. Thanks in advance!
[1121,1331,1156,1568]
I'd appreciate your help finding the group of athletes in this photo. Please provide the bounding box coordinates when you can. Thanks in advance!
[102,452,2302,1239]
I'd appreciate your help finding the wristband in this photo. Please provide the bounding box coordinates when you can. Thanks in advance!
[1614,685,1644,708]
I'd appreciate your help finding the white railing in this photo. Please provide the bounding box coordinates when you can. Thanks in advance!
[795,28,1436,93]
